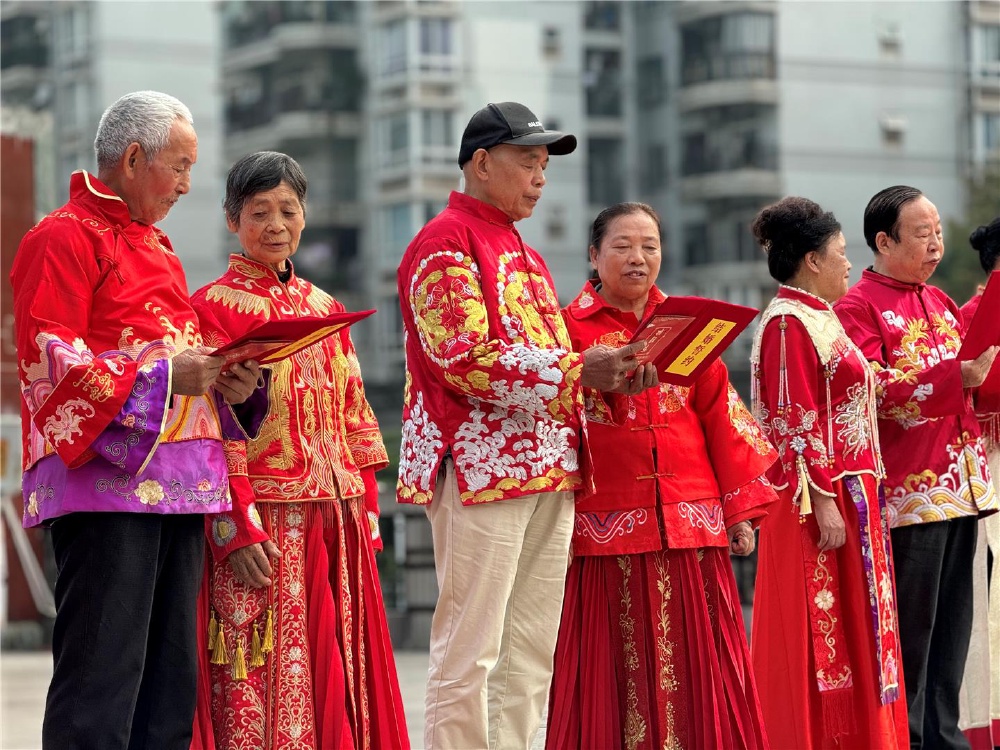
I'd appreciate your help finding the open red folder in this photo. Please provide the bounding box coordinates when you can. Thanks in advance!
[959,270,1000,400]
[212,309,375,366]
[628,296,759,386]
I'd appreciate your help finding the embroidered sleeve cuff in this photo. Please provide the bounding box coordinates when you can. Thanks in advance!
[722,476,778,528]
[89,359,170,476]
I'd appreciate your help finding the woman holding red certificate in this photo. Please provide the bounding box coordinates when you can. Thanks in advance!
[189,152,408,750]
[749,197,908,749]
[959,216,1000,748]
[546,202,778,749]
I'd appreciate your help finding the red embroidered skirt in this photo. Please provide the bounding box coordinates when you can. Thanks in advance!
[752,475,908,750]
[547,547,767,749]
[191,501,409,750]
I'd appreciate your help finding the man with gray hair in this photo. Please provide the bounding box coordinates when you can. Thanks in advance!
[10,91,265,748]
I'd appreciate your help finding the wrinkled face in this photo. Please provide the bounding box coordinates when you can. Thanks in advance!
[812,231,851,303]
[130,119,197,225]
[877,196,944,284]
[589,211,662,312]
[228,181,305,272]
[480,144,548,221]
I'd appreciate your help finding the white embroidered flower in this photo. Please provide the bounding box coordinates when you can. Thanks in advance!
[790,436,807,454]
[288,646,304,661]
[27,492,38,517]
[814,589,835,611]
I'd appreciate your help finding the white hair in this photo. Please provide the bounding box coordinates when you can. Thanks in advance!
[94,91,193,172]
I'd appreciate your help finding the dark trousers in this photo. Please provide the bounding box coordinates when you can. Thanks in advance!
[891,515,978,750]
[43,512,205,750]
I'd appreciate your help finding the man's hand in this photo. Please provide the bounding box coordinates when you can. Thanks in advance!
[228,540,281,589]
[813,495,846,551]
[214,360,263,404]
[171,348,224,396]
[727,520,755,556]
[961,345,999,389]
[613,362,659,395]
[581,342,647,392]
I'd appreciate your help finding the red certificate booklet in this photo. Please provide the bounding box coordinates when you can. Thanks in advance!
[629,296,759,386]
[959,270,1000,399]
[213,309,375,366]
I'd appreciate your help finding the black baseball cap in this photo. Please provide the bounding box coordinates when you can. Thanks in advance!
[458,102,577,167]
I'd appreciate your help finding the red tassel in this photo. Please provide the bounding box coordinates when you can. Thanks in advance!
[821,687,857,738]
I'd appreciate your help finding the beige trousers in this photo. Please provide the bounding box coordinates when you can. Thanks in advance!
[424,460,574,750]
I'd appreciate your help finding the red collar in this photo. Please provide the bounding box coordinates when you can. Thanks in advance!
[447,191,516,227]
[861,267,927,293]
[565,279,665,321]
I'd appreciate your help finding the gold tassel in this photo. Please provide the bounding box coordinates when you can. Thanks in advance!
[208,610,219,652]
[232,640,248,681]
[262,608,274,654]
[797,456,813,517]
[250,623,265,669]
[211,623,229,665]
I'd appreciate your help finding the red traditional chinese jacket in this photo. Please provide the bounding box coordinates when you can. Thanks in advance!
[752,286,885,505]
[836,269,997,527]
[396,191,587,506]
[562,282,777,556]
[12,171,257,527]
[191,255,389,557]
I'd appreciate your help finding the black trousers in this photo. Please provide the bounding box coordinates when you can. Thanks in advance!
[43,512,205,750]
[891,515,978,750]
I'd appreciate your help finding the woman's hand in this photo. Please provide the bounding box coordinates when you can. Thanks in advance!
[228,540,281,588]
[727,520,755,556]
[813,496,846,551]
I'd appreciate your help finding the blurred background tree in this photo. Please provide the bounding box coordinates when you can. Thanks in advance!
[936,167,1000,305]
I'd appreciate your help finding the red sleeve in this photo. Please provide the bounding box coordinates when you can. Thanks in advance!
[757,316,837,501]
[205,439,269,562]
[690,359,778,525]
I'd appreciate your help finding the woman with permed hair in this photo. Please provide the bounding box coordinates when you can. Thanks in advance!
[749,197,908,749]
[958,216,1000,748]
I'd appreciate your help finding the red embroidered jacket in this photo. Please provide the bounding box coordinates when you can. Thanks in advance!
[396,192,587,506]
[191,255,389,558]
[835,269,997,527]
[562,282,777,556]
[12,171,254,527]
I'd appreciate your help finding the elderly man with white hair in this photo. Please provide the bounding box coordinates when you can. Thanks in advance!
[10,91,264,749]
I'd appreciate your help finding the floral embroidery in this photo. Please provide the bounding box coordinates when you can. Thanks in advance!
[726,384,772,456]
[833,383,873,459]
[135,479,165,505]
[247,503,264,531]
[27,492,38,517]
[813,589,834,611]
[212,515,237,547]
[42,398,96,445]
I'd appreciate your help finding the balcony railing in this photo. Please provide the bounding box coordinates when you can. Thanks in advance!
[681,52,775,86]
[682,139,777,176]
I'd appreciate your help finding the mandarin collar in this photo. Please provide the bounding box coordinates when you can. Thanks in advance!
[776,284,836,312]
[447,191,515,227]
[69,170,133,228]
[565,279,666,321]
[229,252,296,282]
[861,267,926,292]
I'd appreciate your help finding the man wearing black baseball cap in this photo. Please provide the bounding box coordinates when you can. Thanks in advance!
[457,101,577,167]
[396,102,656,749]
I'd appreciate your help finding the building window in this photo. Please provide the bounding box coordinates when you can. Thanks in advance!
[975,24,1000,77]
[587,138,624,205]
[978,112,999,157]
[637,56,665,107]
[584,49,622,117]
[421,109,453,147]
[542,26,561,56]
[380,113,409,167]
[584,2,620,31]
[380,20,407,76]
[640,144,667,192]
[684,223,710,267]
[681,12,775,85]
[681,108,778,176]
[418,17,454,71]
[381,203,413,268]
